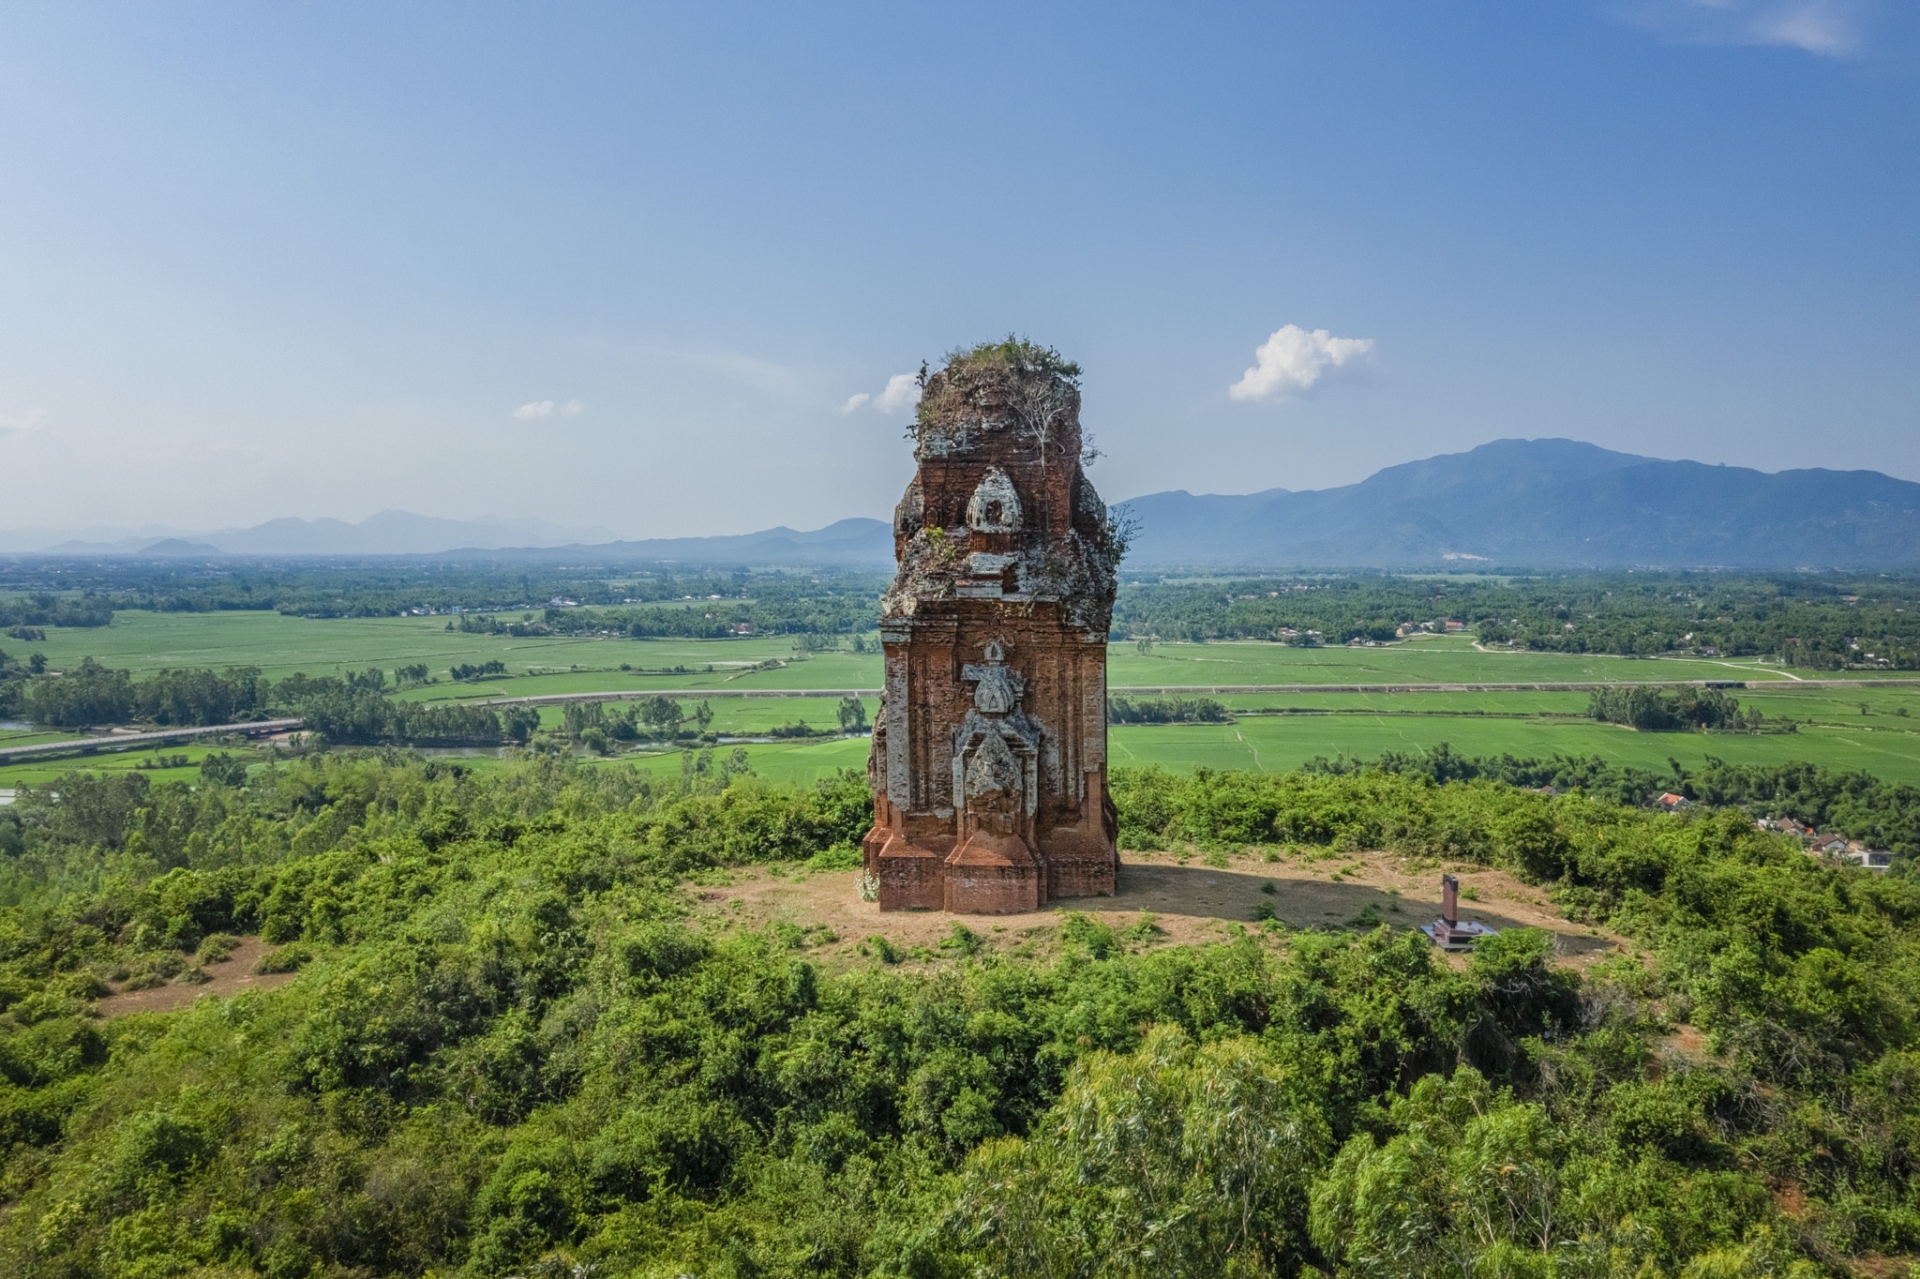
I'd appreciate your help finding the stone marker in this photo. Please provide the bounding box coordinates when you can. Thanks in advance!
[862,340,1127,913]
[1422,873,1497,950]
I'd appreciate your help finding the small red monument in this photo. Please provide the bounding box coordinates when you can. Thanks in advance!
[863,340,1125,913]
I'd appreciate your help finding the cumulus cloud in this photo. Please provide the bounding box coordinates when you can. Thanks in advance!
[1228,325,1375,402]
[512,399,584,421]
[0,408,47,433]
[840,373,921,416]
[1614,0,1871,57]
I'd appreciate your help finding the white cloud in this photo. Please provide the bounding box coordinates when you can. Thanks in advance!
[875,373,920,414]
[0,408,47,433]
[1228,325,1375,402]
[1614,1,1870,57]
[839,373,921,416]
[512,399,585,421]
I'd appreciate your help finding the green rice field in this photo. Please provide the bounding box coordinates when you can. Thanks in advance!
[7,612,1920,788]
[13,611,1864,691]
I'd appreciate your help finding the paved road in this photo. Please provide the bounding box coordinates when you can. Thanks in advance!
[0,719,303,763]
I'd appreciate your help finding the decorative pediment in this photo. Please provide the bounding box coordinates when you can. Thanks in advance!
[962,638,1023,713]
[966,467,1022,532]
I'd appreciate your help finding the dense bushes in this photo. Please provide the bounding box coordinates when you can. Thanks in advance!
[1105,695,1231,724]
[15,660,507,744]
[1306,743,1920,857]
[286,680,505,747]
[1587,684,1759,731]
[0,753,1916,1274]
[0,593,112,630]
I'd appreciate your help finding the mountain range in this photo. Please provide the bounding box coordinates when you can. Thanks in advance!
[1115,439,1920,568]
[0,512,625,557]
[5,440,1917,569]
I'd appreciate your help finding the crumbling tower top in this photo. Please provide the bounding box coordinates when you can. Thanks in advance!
[883,338,1121,635]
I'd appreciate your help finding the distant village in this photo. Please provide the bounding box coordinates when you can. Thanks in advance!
[1649,792,1895,871]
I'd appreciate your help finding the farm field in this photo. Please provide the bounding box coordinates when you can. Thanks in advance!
[16,611,1894,690]
[1206,685,1920,722]
[0,741,236,787]
[12,610,835,685]
[10,613,1920,789]
[558,703,1920,789]
[1107,636,1818,686]
[1111,708,1920,786]
[16,681,1918,790]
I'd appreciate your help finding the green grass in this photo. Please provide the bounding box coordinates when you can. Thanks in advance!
[1107,710,1920,786]
[612,736,874,787]
[1107,634,1824,686]
[19,610,849,685]
[25,614,1892,692]
[11,613,1920,789]
[0,741,239,787]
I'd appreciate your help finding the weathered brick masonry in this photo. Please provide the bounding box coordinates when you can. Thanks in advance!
[863,342,1123,913]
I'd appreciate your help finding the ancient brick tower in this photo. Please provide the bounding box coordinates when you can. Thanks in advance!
[864,340,1123,913]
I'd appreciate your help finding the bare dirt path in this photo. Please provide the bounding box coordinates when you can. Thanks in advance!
[686,847,1623,970]
[93,937,299,1018]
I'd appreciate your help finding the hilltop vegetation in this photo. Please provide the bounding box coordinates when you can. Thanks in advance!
[0,754,1916,1275]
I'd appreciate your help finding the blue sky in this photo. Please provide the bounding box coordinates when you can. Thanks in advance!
[2,1,1916,537]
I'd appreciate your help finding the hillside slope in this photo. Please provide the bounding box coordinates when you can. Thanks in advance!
[1118,438,1920,568]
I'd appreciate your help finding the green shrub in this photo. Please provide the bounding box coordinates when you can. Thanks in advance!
[251,942,311,975]
[193,932,239,964]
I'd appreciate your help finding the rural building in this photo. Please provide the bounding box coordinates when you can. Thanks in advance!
[1841,844,1895,872]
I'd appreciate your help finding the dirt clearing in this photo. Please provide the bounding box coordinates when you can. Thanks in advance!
[687,847,1624,970]
[94,936,300,1018]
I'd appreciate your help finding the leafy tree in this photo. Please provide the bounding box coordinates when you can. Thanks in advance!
[836,696,867,733]
[954,1025,1330,1276]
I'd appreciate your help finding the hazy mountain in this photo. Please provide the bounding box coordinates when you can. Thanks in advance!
[453,518,895,565]
[0,512,625,557]
[10,440,1917,569]
[211,511,625,555]
[1115,439,1920,569]
[135,539,225,558]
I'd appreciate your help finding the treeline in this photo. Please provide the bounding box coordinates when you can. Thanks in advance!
[0,648,43,716]
[4,653,754,752]
[1105,695,1231,724]
[559,695,713,753]
[11,659,274,729]
[0,562,887,624]
[0,754,1917,1273]
[1586,684,1771,732]
[0,592,111,629]
[6,660,513,747]
[454,592,880,640]
[1113,571,1920,666]
[1305,741,1920,856]
[276,674,525,748]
